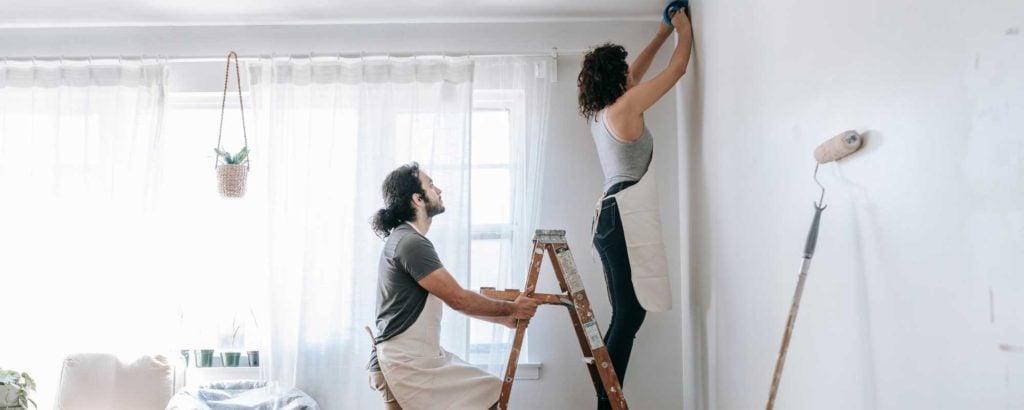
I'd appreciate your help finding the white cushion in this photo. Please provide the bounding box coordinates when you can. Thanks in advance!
[55,353,173,410]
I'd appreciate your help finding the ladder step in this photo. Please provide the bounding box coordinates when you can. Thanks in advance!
[534,229,567,243]
[480,288,573,306]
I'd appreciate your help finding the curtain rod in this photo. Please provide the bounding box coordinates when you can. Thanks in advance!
[4,48,588,63]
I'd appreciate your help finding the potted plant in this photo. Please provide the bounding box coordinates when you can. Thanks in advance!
[246,350,260,368]
[0,368,36,410]
[177,307,215,368]
[179,349,191,367]
[220,316,244,367]
[215,147,249,198]
[195,349,215,368]
[244,309,261,367]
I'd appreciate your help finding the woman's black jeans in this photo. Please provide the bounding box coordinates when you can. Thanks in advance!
[593,180,646,409]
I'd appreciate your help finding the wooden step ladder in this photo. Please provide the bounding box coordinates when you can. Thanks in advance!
[480,229,629,410]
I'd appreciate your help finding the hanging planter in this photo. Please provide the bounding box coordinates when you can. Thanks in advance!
[215,147,249,197]
[214,51,251,198]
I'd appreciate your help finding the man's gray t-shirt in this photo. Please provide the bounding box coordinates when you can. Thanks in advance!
[367,223,444,371]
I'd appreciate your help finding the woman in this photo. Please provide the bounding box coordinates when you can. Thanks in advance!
[578,9,692,409]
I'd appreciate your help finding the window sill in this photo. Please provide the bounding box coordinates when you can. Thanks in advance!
[183,366,263,388]
[473,362,542,380]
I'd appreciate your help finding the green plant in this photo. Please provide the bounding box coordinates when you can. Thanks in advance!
[218,314,244,350]
[230,318,243,347]
[0,368,36,409]
[231,308,260,348]
[214,147,250,165]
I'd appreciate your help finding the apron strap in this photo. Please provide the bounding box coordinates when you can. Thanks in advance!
[591,196,605,263]
[365,326,379,372]
[364,325,378,349]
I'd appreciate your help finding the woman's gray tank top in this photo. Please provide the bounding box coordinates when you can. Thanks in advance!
[591,110,654,192]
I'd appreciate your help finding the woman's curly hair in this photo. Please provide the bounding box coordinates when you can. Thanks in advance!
[577,43,629,121]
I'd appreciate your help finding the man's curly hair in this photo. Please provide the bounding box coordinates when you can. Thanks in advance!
[577,43,629,121]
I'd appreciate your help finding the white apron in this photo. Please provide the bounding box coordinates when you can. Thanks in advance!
[593,160,673,312]
[376,294,502,409]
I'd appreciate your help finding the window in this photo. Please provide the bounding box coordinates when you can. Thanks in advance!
[467,91,527,364]
[163,89,529,363]
[160,92,267,351]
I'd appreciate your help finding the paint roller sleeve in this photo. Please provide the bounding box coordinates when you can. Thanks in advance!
[814,130,864,164]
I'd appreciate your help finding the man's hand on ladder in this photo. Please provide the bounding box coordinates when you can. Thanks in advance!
[510,286,540,321]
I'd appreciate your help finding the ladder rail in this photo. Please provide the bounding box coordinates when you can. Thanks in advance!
[483,230,629,410]
[547,243,628,410]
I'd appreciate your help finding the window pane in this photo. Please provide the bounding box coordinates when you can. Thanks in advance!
[395,113,441,163]
[469,238,502,363]
[469,238,502,289]
[471,168,510,225]
[471,110,510,165]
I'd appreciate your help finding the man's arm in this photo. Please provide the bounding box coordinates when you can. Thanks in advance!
[469,315,517,329]
[418,267,538,319]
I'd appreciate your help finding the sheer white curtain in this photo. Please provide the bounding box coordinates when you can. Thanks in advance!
[247,56,473,408]
[471,56,554,374]
[0,58,168,407]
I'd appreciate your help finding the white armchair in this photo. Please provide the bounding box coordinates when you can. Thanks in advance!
[54,353,176,410]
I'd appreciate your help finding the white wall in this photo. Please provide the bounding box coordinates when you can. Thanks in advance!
[686,0,1024,409]
[0,20,691,409]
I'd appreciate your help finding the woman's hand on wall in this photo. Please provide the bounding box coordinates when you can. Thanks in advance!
[671,10,692,38]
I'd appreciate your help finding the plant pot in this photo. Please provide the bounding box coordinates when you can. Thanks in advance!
[246,350,260,367]
[196,349,215,368]
[221,352,242,367]
[0,385,19,407]
[217,164,248,198]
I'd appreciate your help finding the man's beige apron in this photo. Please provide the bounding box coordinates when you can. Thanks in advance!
[376,294,501,409]
[594,160,673,312]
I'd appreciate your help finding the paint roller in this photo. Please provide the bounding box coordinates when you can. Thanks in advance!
[663,0,690,26]
[766,130,864,410]
[814,130,863,165]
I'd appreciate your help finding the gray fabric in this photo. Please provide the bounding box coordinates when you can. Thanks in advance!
[367,223,445,371]
[166,380,319,410]
[591,111,654,192]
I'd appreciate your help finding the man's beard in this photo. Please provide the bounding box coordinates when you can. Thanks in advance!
[424,195,445,218]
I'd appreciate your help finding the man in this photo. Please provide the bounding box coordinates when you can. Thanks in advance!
[367,162,540,410]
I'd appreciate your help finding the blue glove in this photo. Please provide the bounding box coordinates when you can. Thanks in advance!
[663,0,689,26]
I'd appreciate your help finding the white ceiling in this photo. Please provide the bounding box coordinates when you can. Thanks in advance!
[3,0,667,27]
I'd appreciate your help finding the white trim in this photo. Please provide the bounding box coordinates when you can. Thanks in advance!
[472,362,542,380]
[166,92,252,109]
[0,16,660,30]
[184,366,264,388]
[2,52,579,64]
